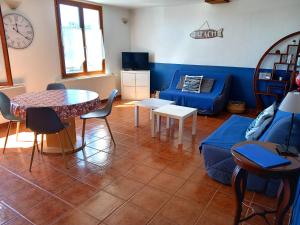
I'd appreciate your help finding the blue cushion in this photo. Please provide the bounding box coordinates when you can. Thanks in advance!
[259,110,300,151]
[245,102,276,140]
[182,76,203,93]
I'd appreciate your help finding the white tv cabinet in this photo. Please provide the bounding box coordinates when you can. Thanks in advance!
[121,70,150,100]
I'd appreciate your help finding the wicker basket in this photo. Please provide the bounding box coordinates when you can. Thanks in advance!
[227,101,246,114]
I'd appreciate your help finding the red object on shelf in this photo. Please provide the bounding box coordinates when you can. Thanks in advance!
[296,72,300,91]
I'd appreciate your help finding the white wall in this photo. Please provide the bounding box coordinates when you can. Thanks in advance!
[130,0,300,68]
[0,0,131,97]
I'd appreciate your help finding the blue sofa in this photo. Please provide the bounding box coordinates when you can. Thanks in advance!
[159,70,232,114]
[200,110,300,196]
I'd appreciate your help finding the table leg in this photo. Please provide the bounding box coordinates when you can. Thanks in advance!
[156,115,161,133]
[275,177,297,225]
[16,121,20,141]
[166,117,170,129]
[178,118,184,145]
[149,109,153,120]
[192,111,197,135]
[46,118,76,153]
[151,113,156,137]
[232,166,248,225]
[135,105,139,127]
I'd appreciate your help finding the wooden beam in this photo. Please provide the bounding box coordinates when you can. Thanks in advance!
[205,0,230,4]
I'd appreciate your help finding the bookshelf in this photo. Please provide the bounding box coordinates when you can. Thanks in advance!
[253,31,300,110]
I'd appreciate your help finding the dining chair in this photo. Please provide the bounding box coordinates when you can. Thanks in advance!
[0,92,22,154]
[46,83,66,90]
[26,107,74,171]
[44,82,67,149]
[81,89,118,147]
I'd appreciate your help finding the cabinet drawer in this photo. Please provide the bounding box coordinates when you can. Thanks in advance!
[122,86,136,100]
[122,73,136,86]
[136,73,150,86]
[136,87,150,100]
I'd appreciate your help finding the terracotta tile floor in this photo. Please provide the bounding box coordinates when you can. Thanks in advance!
[0,100,288,225]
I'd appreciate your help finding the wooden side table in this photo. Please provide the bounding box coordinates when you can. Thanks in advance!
[231,141,300,225]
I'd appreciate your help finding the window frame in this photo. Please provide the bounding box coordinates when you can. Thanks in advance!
[0,7,13,86]
[54,0,105,79]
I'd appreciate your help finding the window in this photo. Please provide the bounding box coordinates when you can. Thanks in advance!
[0,7,13,86]
[55,0,105,78]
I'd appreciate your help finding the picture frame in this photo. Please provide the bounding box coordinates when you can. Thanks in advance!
[259,72,272,80]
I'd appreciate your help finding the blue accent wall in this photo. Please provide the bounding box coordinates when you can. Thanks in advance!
[149,62,258,108]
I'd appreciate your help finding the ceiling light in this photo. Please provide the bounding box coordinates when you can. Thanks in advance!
[4,0,23,10]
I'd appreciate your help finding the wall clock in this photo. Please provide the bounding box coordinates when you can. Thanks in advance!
[3,13,34,49]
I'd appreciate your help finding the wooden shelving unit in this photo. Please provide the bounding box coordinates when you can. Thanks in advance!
[253,31,300,110]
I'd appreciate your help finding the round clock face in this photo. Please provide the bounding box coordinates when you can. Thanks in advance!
[3,13,34,49]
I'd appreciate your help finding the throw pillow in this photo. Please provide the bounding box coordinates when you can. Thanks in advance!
[182,76,203,93]
[245,102,277,140]
[176,76,185,89]
[201,78,215,93]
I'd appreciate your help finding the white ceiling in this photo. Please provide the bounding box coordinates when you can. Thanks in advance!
[88,0,201,9]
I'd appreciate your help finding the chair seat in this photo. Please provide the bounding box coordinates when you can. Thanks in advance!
[5,114,22,122]
[80,110,107,119]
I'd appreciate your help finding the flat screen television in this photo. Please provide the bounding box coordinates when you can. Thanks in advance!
[122,52,149,70]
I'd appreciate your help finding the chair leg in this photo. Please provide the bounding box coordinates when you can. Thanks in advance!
[3,121,12,154]
[41,134,44,154]
[29,133,37,172]
[81,119,86,147]
[105,118,116,146]
[16,121,20,141]
[64,129,75,153]
[58,133,68,169]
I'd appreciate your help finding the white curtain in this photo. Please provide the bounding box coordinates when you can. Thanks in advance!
[85,28,105,71]
[61,27,85,71]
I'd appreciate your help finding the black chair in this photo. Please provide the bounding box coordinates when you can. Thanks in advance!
[0,92,22,154]
[46,83,66,90]
[26,107,74,171]
[81,89,118,147]
[44,82,67,149]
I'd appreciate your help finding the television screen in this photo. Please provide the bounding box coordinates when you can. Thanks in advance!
[122,52,149,70]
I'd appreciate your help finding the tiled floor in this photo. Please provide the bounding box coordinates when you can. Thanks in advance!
[0,100,288,225]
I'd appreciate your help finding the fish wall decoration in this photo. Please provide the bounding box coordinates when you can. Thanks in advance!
[190,21,224,39]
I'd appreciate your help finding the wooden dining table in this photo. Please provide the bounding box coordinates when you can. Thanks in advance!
[10,89,101,154]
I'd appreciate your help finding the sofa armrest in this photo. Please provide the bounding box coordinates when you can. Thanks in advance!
[210,75,232,114]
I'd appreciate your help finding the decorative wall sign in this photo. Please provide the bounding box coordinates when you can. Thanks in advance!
[190,21,223,39]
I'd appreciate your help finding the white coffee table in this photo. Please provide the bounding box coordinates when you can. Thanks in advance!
[134,98,175,127]
[152,105,197,145]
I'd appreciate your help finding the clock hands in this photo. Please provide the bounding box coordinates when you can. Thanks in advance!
[15,22,19,32]
[12,26,30,41]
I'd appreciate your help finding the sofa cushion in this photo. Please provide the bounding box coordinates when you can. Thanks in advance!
[182,76,203,93]
[201,78,215,93]
[176,76,185,90]
[245,102,277,140]
[160,89,216,111]
[259,110,300,151]
[200,115,253,150]
[176,76,215,93]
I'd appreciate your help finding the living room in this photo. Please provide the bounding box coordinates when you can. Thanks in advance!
[0,0,300,224]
